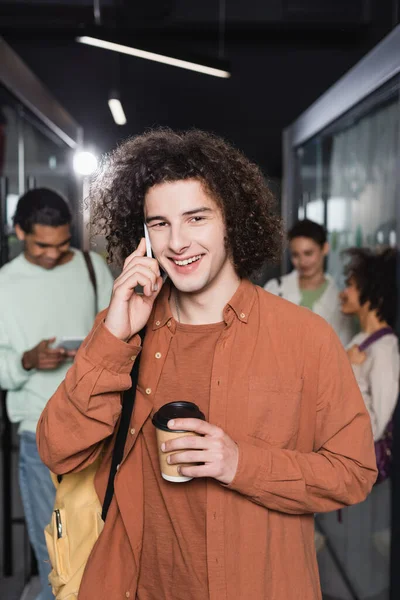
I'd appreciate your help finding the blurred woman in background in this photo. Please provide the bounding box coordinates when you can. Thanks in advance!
[265,219,353,345]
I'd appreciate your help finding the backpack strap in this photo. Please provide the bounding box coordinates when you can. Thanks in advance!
[358,327,394,352]
[276,276,283,297]
[82,251,98,313]
[102,327,146,521]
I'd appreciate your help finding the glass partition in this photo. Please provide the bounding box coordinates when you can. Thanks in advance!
[294,78,400,600]
[296,82,399,291]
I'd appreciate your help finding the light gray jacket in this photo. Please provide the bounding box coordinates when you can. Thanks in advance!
[264,270,354,346]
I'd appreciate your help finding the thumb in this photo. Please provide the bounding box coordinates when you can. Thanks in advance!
[152,276,165,301]
[43,337,56,347]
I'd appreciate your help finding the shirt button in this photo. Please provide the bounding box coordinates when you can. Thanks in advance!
[240,312,246,319]
[167,321,171,328]
[116,464,120,471]
[145,388,152,395]
[130,428,135,435]
[155,320,161,326]
[155,352,161,359]
[125,592,130,598]
[130,355,135,361]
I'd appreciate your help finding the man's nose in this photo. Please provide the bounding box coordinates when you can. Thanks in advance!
[168,227,190,254]
[46,247,61,259]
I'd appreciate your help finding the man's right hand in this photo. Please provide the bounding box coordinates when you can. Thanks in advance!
[104,238,164,341]
[22,338,67,371]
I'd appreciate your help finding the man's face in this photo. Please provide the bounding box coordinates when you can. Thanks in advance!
[289,236,328,280]
[145,179,234,294]
[15,223,72,270]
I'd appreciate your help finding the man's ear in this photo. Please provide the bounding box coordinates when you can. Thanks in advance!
[14,224,25,242]
[322,241,330,257]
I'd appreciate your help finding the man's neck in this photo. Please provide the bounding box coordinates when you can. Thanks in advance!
[23,250,74,268]
[172,266,241,325]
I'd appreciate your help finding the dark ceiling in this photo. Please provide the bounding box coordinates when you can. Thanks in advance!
[1,0,399,177]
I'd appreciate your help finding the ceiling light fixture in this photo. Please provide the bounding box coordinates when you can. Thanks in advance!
[76,36,231,79]
[108,90,127,125]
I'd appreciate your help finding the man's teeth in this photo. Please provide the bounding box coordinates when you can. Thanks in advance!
[174,255,202,266]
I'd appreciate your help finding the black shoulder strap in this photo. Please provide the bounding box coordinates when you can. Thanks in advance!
[83,251,98,313]
[102,327,145,521]
[276,276,283,297]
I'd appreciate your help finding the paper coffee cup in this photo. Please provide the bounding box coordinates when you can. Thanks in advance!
[152,401,205,483]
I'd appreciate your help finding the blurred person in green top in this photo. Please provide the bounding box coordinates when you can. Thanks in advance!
[0,188,114,600]
[265,219,353,345]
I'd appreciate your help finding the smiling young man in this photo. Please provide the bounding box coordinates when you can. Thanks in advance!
[37,130,377,600]
[0,188,114,600]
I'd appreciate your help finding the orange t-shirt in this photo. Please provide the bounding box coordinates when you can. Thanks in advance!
[137,320,225,600]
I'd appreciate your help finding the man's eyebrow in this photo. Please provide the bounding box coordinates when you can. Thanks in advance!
[146,207,213,223]
[35,237,72,248]
[183,207,213,217]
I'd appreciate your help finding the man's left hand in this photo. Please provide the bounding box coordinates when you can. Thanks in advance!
[163,418,239,485]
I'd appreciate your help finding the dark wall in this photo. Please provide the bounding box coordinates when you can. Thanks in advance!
[3,2,397,178]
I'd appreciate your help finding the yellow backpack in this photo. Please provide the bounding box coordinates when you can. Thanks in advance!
[43,329,144,599]
[44,458,103,599]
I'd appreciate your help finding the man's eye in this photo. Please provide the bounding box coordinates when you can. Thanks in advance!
[151,222,167,228]
[190,216,205,223]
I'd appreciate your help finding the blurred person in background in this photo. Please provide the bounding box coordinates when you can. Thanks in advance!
[0,188,114,600]
[340,247,399,444]
[338,247,399,589]
[265,219,353,345]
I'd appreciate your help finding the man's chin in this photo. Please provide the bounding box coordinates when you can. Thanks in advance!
[168,274,208,294]
[40,261,58,270]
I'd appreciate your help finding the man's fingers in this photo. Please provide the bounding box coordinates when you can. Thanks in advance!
[40,353,66,362]
[168,450,211,465]
[123,238,146,269]
[115,263,158,292]
[39,360,66,370]
[167,418,218,436]
[178,464,214,479]
[44,348,66,356]
[113,268,157,298]
[162,435,208,453]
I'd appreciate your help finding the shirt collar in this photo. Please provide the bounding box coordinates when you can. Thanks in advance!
[151,279,257,331]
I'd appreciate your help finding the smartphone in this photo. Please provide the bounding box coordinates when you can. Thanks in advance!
[144,223,153,258]
[53,337,84,351]
[144,223,167,282]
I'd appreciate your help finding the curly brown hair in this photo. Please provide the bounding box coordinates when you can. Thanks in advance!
[90,128,283,278]
[343,247,398,327]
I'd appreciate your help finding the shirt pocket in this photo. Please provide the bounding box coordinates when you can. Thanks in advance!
[248,376,303,447]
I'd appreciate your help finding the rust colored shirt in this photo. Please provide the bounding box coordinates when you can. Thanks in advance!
[137,321,224,600]
[37,280,377,600]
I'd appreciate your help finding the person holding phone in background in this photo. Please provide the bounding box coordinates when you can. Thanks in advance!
[0,188,114,600]
[37,130,376,600]
[265,219,353,345]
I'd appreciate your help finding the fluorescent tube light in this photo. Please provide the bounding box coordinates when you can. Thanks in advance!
[77,36,231,79]
[108,97,127,125]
